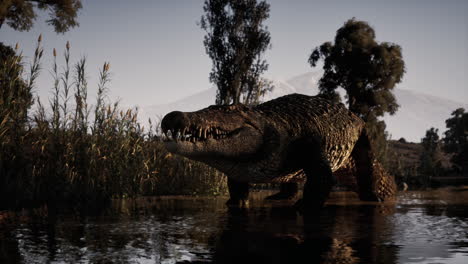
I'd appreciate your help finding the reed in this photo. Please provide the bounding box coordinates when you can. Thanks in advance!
[0,38,227,211]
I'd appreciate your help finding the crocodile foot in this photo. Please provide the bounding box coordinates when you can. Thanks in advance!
[226,198,249,208]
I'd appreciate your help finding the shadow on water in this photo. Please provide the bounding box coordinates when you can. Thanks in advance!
[211,198,400,264]
[1,188,468,263]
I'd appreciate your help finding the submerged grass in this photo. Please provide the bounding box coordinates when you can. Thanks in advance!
[0,38,227,211]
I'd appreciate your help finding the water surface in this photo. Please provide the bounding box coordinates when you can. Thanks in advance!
[1,188,468,263]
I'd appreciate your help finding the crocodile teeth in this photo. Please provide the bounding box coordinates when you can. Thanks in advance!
[165,124,232,143]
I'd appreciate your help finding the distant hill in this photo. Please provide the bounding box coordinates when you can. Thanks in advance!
[140,72,468,142]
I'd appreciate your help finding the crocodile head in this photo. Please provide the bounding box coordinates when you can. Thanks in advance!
[161,104,266,171]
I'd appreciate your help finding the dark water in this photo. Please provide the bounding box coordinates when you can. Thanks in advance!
[1,188,468,264]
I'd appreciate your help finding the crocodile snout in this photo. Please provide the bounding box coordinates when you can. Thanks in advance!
[161,111,189,134]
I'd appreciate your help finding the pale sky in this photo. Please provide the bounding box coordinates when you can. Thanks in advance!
[1,0,467,107]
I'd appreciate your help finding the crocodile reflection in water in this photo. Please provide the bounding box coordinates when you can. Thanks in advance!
[211,201,398,264]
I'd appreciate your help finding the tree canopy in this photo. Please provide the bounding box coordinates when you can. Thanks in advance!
[309,18,405,164]
[0,41,36,134]
[0,0,82,33]
[309,18,405,121]
[443,108,468,175]
[419,127,442,179]
[200,0,273,105]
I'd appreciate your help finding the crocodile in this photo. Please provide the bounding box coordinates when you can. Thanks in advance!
[161,94,396,208]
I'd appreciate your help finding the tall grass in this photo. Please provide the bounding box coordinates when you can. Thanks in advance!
[0,38,227,211]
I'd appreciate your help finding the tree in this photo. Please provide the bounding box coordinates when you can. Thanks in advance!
[309,18,405,120]
[0,0,82,33]
[0,42,34,132]
[200,0,273,106]
[309,18,405,162]
[421,128,440,158]
[419,127,442,184]
[365,114,389,164]
[443,108,468,176]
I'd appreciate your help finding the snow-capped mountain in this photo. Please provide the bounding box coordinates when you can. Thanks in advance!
[139,72,468,142]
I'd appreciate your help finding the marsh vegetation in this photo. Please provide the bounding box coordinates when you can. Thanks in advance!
[0,38,227,211]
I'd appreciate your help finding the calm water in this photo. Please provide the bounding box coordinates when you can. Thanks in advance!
[1,188,468,264]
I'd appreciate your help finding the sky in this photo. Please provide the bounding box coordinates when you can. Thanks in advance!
[1,0,467,108]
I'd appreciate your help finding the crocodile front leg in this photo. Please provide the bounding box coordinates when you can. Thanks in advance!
[296,157,335,211]
[226,178,250,207]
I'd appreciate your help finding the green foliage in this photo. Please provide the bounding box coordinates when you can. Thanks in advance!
[0,38,227,211]
[309,18,405,166]
[0,40,38,146]
[443,108,468,175]
[200,0,273,106]
[419,127,442,184]
[0,0,82,33]
[309,18,405,120]
[365,114,389,165]
[421,128,440,157]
